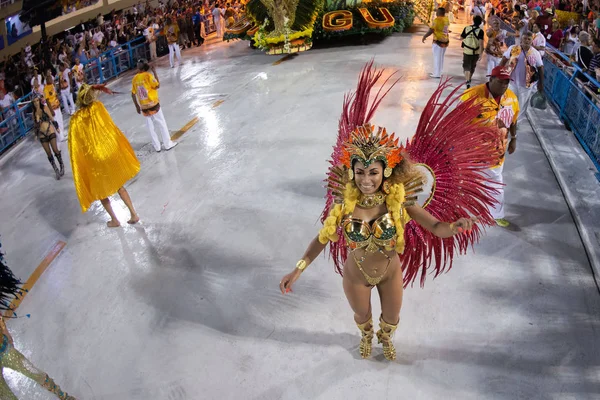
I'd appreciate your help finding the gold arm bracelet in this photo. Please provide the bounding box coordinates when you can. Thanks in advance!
[296,259,308,271]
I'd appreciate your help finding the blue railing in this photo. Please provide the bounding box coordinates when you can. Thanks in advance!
[542,44,600,175]
[0,37,150,154]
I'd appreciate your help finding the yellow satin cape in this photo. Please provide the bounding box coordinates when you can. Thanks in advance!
[68,101,140,213]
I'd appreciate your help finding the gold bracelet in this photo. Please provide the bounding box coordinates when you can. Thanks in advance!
[296,259,308,271]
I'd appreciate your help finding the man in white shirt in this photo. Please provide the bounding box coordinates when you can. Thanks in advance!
[58,64,76,115]
[144,19,160,60]
[93,28,104,46]
[500,31,545,126]
[30,68,44,89]
[212,6,224,38]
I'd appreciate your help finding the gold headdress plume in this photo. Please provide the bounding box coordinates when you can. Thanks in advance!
[340,124,404,178]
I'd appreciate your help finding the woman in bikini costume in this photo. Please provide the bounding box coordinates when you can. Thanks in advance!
[32,95,65,180]
[280,63,500,361]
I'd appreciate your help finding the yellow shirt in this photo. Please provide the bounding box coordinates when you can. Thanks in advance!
[44,84,60,110]
[461,83,520,168]
[166,24,180,44]
[431,16,449,42]
[131,72,160,111]
[73,64,85,83]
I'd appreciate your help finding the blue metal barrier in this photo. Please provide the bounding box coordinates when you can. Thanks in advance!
[0,37,150,154]
[543,44,600,174]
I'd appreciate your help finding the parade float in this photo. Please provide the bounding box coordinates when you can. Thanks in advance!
[225,0,416,55]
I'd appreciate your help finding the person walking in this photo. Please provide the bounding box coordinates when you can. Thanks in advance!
[58,64,76,115]
[165,17,182,68]
[462,66,520,227]
[43,74,65,141]
[422,8,450,79]
[499,31,544,127]
[461,15,485,88]
[131,60,178,153]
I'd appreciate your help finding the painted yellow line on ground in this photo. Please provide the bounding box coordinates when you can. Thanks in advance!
[170,117,200,141]
[4,241,66,318]
[212,100,225,108]
[272,53,298,66]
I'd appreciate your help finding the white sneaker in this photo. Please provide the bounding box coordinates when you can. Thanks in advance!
[165,142,178,151]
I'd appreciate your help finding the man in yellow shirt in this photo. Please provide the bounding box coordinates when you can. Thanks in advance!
[461,66,519,227]
[131,60,178,152]
[422,8,450,78]
[43,74,65,141]
[165,17,182,68]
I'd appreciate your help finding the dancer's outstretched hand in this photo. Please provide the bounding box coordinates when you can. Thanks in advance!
[280,268,302,295]
[450,216,479,235]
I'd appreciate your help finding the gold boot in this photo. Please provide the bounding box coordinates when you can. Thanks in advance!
[356,317,374,359]
[376,316,398,361]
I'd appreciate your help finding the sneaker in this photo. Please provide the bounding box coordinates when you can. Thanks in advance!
[165,142,178,151]
[495,218,510,227]
[429,73,441,78]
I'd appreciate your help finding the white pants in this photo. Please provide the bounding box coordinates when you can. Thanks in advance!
[53,108,65,141]
[509,83,536,127]
[149,41,157,60]
[483,163,505,219]
[144,108,175,151]
[168,43,182,67]
[215,19,223,38]
[432,43,447,78]
[487,54,501,75]
[60,89,76,115]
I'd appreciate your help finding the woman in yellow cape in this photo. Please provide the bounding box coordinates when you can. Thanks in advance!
[68,84,140,227]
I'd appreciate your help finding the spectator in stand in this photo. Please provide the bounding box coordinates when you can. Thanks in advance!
[590,38,600,78]
[535,8,554,37]
[548,20,565,48]
[532,22,547,57]
[564,25,580,56]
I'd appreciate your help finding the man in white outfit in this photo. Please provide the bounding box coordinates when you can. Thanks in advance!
[500,31,545,127]
[212,5,223,38]
[165,18,182,68]
[58,64,76,115]
[144,18,160,60]
[131,60,178,152]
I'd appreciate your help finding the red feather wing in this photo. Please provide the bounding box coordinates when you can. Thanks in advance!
[401,79,501,287]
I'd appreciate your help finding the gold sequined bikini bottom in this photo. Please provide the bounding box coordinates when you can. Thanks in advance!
[351,249,392,286]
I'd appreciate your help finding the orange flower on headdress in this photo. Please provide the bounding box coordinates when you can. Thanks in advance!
[341,124,404,170]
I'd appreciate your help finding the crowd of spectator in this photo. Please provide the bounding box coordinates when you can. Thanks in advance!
[61,0,101,16]
[0,0,245,127]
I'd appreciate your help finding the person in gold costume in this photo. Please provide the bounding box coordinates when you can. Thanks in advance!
[279,63,500,362]
[68,84,140,227]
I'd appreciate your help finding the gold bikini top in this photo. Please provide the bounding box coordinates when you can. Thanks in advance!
[342,213,397,253]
